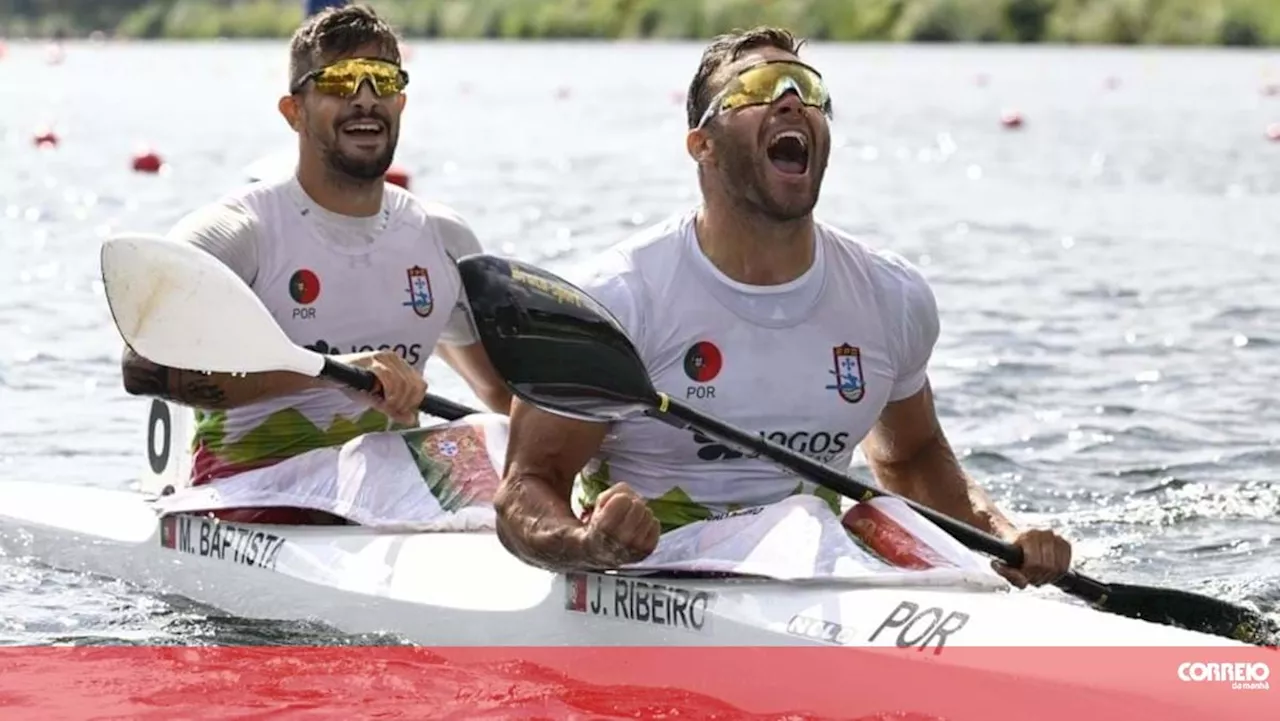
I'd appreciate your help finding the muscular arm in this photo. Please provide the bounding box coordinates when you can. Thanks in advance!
[858,250,1020,538]
[436,341,512,414]
[494,397,610,571]
[860,381,1019,541]
[121,347,321,409]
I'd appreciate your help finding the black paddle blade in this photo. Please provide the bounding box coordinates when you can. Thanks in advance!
[1094,583,1280,646]
[456,254,660,421]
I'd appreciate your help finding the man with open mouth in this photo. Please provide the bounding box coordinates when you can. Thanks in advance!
[119,4,511,525]
[493,27,1074,590]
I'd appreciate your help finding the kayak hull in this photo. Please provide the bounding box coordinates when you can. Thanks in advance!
[5,479,1270,720]
[0,480,1241,650]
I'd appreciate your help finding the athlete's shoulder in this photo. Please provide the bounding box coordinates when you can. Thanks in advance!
[421,198,483,257]
[216,174,292,210]
[818,220,931,295]
[169,177,294,238]
[586,210,694,283]
[172,175,298,238]
[166,183,267,284]
[565,212,693,341]
[387,190,483,258]
[619,210,694,255]
[168,187,260,240]
[416,196,473,234]
[820,223,940,394]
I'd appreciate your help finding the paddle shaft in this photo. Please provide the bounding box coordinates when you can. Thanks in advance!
[654,395,1113,602]
[319,357,478,422]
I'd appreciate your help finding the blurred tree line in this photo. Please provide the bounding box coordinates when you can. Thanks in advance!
[2,0,1279,46]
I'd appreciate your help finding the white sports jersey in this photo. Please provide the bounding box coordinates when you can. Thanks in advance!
[167,174,482,484]
[574,210,939,529]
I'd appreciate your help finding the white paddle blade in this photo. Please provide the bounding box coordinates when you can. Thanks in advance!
[100,233,324,377]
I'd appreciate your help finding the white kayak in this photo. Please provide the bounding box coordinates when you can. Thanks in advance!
[3,489,1270,721]
[0,467,1242,650]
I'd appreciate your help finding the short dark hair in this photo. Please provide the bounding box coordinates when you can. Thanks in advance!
[288,4,401,91]
[685,26,806,129]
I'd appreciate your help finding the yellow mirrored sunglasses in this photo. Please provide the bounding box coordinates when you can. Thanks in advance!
[696,60,830,129]
[291,57,409,98]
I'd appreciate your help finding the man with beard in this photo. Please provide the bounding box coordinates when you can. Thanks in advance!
[121,4,510,523]
[492,27,1074,589]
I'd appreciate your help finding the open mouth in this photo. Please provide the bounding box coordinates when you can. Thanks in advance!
[340,118,386,139]
[766,130,810,176]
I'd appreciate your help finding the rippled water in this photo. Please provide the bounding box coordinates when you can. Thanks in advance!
[2,38,1279,657]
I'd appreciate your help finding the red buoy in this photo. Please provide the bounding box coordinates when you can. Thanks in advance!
[385,165,410,189]
[1000,109,1024,129]
[33,127,58,148]
[1266,123,1280,142]
[132,149,163,173]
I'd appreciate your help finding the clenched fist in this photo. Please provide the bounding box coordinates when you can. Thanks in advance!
[574,483,661,568]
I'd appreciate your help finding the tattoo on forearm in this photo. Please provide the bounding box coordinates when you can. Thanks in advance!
[122,348,235,409]
[122,352,173,398]
[181,375,229,406]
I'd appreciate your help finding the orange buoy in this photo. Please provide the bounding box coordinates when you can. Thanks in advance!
[33,127,58,148]
[1000,109,1023,129]
[385,165,410,189]
[132,149,163,173]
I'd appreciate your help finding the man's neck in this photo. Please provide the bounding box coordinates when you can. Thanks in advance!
[295,150,383,217]
[694,201,815,286]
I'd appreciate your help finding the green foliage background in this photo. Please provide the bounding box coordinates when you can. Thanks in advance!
[2,0,1279,46]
